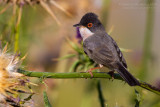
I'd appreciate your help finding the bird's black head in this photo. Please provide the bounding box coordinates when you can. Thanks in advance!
[73,12,105,33]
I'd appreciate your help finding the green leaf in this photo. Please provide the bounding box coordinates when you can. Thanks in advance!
[55,54,76,61]
[43,91,52,107]
[69,60,81,72]
[66,38,83,53]
[120,48,132,52]
[24,94,34,101]
[78,65,85,71]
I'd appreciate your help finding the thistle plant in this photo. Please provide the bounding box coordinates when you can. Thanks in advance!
[0,44,34,106]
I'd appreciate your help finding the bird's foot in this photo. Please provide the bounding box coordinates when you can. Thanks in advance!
[86,65,103,78]
[86,70,93,78]
[108,71,115,81]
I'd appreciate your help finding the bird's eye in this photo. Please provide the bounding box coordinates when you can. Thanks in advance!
[87,23,93,28]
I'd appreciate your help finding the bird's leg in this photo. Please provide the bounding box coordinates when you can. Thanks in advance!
[87,67,100,77]
[108,70,115,80]
[87,64,103,77]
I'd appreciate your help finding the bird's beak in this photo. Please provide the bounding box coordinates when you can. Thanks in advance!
[73,23,81,27]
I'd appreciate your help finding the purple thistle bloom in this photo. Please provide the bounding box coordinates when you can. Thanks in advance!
[75,27,82,43]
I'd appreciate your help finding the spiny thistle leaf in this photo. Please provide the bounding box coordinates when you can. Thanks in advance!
[40,0,61,25]
[49,0,72,17]
[53,54,76,61]
[120,48,132,52]
[69,60,81,72]
[24,94,34,101]
[66,37,83,53]
[108,25,114,35]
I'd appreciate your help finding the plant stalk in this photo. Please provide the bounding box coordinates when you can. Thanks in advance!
[140,0,155,80]
[18,69,160,95]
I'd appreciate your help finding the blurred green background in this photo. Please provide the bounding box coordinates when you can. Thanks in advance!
[0,0,160,107]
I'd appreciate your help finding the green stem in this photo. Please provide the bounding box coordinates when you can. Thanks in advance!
[14,24,20,52]
[18,69,122,80]
[140,0,155,80]
[101,0,111,29]
[14,7,22,52]
[43,91,52,107]
[97,80,105,107]
[17,69,160,96]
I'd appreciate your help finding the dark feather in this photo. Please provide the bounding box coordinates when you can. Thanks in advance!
[116,63,140,86]
[110,36,128,68]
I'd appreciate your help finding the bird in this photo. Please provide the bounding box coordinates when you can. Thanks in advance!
[73,12,140,86]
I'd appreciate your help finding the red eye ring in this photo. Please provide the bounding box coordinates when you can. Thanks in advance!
[87,23,93,28]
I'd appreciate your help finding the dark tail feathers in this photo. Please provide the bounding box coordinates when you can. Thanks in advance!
[116,63,140,86]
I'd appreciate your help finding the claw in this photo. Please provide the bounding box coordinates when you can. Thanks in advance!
[86,70,93,78]
[108,71,115,81]
[86,65,103,78]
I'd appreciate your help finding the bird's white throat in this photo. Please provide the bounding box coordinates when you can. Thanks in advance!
[79,26,94,40]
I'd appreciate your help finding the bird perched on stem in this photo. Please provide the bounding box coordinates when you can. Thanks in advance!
[73,12,140,86]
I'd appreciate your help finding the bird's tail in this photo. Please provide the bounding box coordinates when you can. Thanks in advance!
[116,63,140,86]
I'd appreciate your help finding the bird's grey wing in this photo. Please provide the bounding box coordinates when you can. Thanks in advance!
[83,38,116,67]
[92,46,116,65]
[108,36,128,68]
